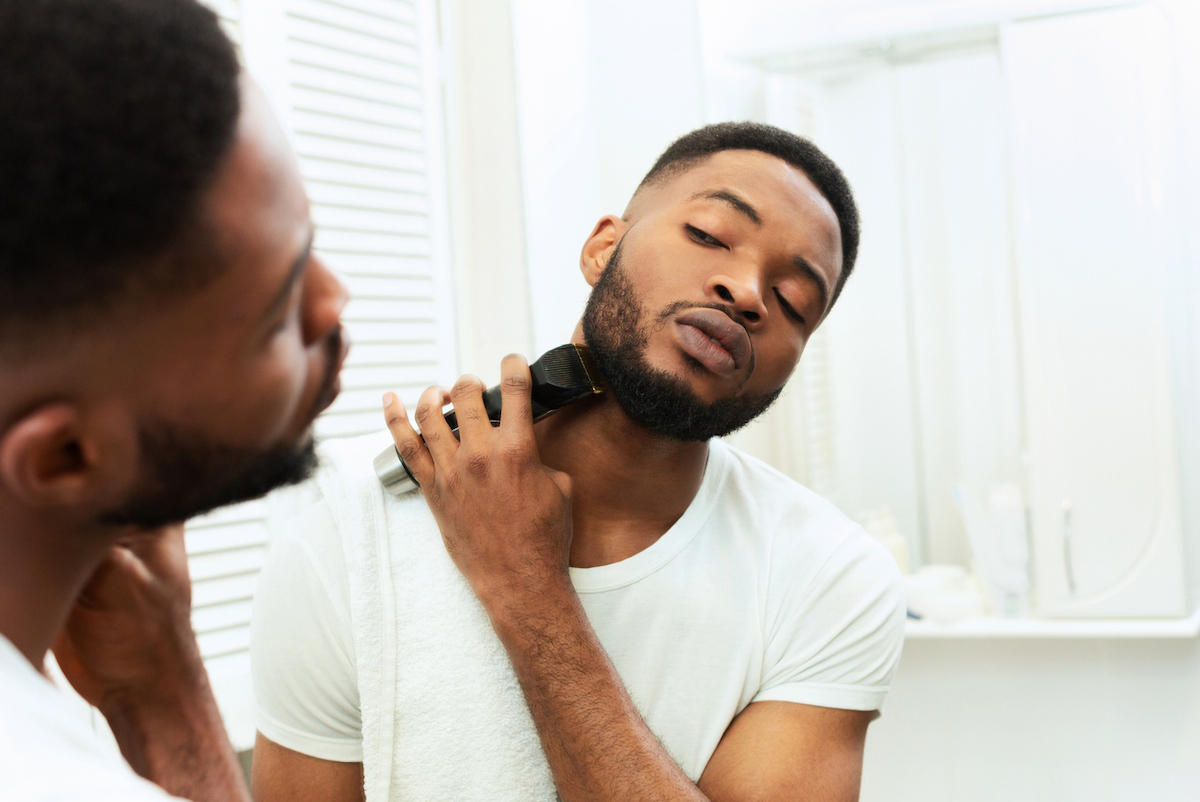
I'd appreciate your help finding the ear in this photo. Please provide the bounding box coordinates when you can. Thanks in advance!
[0,403,133,510]
[579,215,629,287]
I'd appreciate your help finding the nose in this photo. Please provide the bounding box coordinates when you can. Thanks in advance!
[302,254,348,346]
[706,267,767,327]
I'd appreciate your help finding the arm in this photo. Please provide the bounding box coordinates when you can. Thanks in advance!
[699,702,869,801]
[252,733,364,802]
[485,578,870,801]
[53,525,250,802]
[248,499,366,802]
[383,357,873,802]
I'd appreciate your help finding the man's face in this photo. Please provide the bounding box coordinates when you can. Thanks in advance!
[581,150,842,440]
[100,83,348,526]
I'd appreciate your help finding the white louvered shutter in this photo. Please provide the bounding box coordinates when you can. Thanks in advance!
[188,0,454,750]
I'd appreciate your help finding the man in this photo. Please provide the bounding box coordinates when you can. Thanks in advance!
[251,124,906,801]
[0,1,348,799]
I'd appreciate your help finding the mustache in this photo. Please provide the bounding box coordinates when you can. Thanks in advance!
[654,299,741,325]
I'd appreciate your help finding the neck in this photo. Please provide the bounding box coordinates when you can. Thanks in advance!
[534,394,709,569]
[0,505,116,670]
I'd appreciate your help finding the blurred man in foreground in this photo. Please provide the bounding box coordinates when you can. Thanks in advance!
[0,1,347,799]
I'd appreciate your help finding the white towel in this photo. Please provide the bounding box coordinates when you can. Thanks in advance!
[314,431,557,802]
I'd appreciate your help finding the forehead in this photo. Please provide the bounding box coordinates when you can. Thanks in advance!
[641,149,843,278]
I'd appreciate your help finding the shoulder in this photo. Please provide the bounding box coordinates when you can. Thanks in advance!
[710,439,904,622]
[0,665,181,801]
[711,439,866,558]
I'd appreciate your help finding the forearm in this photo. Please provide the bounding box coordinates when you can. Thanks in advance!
[487,583,709,802]
[102,669,251,802]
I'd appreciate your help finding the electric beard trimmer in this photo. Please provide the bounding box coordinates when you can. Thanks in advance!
[374,343,607,496]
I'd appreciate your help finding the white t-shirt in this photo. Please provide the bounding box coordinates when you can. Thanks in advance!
[0,634,182,801]
[252,438,905,781]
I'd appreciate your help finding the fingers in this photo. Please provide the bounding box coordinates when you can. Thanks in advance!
[498,353,534,440]
[414,384,459,468]
[383,391,435,486]
[449,374,492,443]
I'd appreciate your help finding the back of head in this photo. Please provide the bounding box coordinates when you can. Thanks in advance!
[637,122,860,305]
[0,0,241,349]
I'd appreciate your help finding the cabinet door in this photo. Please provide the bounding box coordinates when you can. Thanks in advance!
[1003,5,1186,617]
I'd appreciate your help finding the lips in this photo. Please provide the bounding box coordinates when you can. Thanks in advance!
[674,308,751,376]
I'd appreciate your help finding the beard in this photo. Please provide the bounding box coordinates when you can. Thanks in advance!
[100,326,344,528]
[98,428,318,529]
[580,240,782,442]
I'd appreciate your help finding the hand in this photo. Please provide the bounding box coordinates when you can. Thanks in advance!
[383,354,575,607]
[53,523,204,715]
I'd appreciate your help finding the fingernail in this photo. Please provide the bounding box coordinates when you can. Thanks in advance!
[382,392,396,407]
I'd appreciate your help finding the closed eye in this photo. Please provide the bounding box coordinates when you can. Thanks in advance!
[685,224,728,250]
[774,289,806,325]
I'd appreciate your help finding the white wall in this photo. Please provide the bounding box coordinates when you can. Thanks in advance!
[440,0,534,384]
[509,0,706,354]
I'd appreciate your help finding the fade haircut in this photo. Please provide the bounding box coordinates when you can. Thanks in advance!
[636,122,861,306]
[0,0,241,346]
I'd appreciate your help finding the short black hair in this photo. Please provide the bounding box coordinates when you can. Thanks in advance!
[637,122,861,306]
[0,0,241,344]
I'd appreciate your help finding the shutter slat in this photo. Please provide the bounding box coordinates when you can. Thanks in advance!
[317,230,432,257]
[300,0,418,25]
[298,157,428,192]
[192,573,259,609]
[343,319,438,342]
[308,181,429,214]
[314,205,431,236]
[295,133,427,173]
[339,361,442,388]
[186,521,269,556]
[188,499,267,529]
[325,370,439,413]
[189,548,267,584]
[342,344,440,367]
[288,38,420,83]
[325,252,436,278]
[290,0,417,40]
[291,62,423,108]
[294,109,425,152]
[193,600,255,635]
[197,627,252,660]
[287,15,418,63]
[341,273,434,299]
[343,297,437,321]
[292,86,425,131]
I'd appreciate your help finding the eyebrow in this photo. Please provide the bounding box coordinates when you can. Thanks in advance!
[690,189,762,226]
[262,228,315,321]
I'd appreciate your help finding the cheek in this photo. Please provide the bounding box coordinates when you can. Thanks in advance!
[752,332,804,391]
[192,338,311,447]
[240,340,312,438]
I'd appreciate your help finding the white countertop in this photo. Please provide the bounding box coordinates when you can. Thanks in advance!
[904,606,1200,639]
